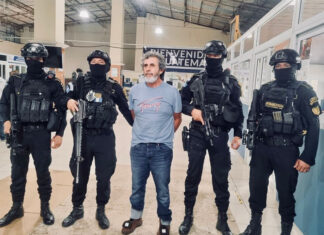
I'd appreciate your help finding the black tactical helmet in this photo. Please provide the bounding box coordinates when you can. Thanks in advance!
[87,50,111,65]
[21,43,48,58]
[269,49,301,70]
[203,40,227,58]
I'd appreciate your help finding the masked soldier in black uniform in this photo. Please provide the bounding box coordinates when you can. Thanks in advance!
[0,43,70,226]
[179,40,244,235]
[240,49,321,235]
[62,50,133,229]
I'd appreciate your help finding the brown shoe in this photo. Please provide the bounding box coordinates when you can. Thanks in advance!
[157,222,170,235]
[121,218,143,234]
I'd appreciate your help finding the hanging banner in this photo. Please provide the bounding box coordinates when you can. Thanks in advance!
[143,46,205,73]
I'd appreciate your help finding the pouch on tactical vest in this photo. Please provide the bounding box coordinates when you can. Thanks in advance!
[18,79,51,123]
[258,82,303,138]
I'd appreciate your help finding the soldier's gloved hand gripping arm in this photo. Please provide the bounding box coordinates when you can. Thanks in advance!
[112,83,134,126]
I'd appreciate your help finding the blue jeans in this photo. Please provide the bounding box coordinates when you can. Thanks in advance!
[130,143,173,225]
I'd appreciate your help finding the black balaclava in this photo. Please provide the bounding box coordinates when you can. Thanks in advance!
[206,57,223,76]
[26,59,44,76]
[274,64,297,86]
[90,64,109,82]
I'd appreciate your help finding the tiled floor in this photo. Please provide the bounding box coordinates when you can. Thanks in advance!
[0,113,303,234]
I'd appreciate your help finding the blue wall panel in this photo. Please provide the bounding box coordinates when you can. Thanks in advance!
[294,129,324,235]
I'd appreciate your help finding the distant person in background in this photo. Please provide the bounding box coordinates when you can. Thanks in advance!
[66,69,80,93]
[76,68,83,77]
[0,77,6,141]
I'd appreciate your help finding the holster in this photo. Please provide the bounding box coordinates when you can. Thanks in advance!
[182,126,190,151]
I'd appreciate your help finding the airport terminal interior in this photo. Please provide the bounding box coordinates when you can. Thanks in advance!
[0,0,323,234]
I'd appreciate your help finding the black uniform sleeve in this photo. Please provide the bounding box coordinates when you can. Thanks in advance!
[298,85,321,166]
[112,83,133,126]
[0,76,16,122]
[180,75,197,116]
[50,80,69,111]
[55,109,67,137]
[229,77,244,138]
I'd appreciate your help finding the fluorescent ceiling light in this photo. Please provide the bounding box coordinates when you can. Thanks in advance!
[155,27,163,35]
[79,9,89,18]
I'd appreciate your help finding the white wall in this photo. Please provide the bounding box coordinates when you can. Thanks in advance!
[0,41,23,55]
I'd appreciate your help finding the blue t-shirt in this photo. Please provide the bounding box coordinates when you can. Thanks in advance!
[129,82,182,149]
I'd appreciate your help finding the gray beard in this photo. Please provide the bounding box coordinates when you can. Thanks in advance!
[144,75,158,83]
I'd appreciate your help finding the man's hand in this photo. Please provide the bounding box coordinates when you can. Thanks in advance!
[67,99,79,112]
[191,108,204,125]
[294,159,310,173]
[4,121,11,134]
[51,135,63,149]
[231,136,241,150]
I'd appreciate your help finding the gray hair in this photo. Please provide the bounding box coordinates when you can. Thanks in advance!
[141,51,166,71]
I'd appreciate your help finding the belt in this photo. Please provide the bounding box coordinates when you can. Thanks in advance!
[86,127,113,135]
[190,121,227,134]
[22,123,47,132]
[258,135,294,147]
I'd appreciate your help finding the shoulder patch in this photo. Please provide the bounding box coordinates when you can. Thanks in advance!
[312,106,321,116]
[310,96,318,106]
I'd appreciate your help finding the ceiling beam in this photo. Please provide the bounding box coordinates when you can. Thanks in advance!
[146,12,224,30]
[154,0,161,16]
[168,0,173,18]
[197,0,203,24]
[127,0,146,17]
[184,0,187,23]
[209,0,222,27]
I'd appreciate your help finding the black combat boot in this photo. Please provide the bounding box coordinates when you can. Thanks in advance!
[178,208,193,235]
[239,212,262,235]
[281,222,293,235]
[216,212,232,235]
[40,202,55,225]
[96,205,110,229]
[62,205,84,227]
[0,202,24,227]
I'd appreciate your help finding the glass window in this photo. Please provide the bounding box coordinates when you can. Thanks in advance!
[234,43,240,58]
[301,0,324,22]
[227,50,231,62]
[240,60,251,98]
[259,5,294,45]
[243,33,254,53]
[3,65,6,80]
[298,32,324,125]
[21,66,27,74]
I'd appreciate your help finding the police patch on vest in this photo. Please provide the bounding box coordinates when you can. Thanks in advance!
[309,96,318,106]
[265,101,284,109]
[312,106,321,116]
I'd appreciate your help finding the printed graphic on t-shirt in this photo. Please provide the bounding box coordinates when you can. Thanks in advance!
[138,97,163,112]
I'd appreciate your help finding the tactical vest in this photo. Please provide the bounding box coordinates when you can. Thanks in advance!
[192,72,238,126]
[14,75,51,123]
[81,74,118,129]
[258,81,303,137]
